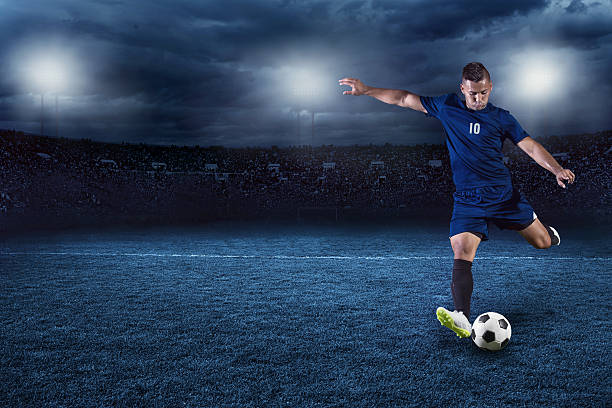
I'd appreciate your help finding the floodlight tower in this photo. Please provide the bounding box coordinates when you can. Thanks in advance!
[55,94,59,138]
[309,109,316,154]
[32,58,67,137]
[38,94,58,137]
[291,69,323,149]
[40,93,44,136]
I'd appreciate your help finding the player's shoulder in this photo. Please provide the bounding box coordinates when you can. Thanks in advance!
[439,92,461,107]
[423,93,455,103]
[421,93,457,116]
[486,102,514,119]
[485,99,514,115]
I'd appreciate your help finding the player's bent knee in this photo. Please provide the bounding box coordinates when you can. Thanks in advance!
[520,222,553,249]
[530,236,551,249]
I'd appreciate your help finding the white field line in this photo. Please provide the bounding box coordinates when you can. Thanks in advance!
[0,252,610,261]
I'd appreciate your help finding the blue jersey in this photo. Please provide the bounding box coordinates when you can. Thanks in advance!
[420,93,529,191]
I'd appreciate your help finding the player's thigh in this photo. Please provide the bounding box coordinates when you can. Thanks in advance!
[518,218,551,249]
[449,232,482,261]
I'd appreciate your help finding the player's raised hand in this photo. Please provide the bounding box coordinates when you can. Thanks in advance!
[338,77,369,96]
[555,168,576,189]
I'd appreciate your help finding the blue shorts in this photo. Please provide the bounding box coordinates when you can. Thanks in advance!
[450,185,537,241]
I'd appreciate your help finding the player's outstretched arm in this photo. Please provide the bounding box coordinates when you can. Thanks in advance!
[338,77,427,113]
[517,137,576,189]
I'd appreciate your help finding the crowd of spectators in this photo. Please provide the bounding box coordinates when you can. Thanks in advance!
[1,128,610,231]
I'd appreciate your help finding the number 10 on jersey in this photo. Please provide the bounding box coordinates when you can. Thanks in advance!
[469,122,481,134]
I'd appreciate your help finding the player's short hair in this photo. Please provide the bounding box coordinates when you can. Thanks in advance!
[462,62,491,83]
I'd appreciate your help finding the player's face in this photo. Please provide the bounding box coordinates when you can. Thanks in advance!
[460,79,492,111]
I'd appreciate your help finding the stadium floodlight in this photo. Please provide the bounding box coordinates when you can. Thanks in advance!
[10,41,80,137]
[291,68,325,102]
[510,50,563,102]
[33,58,69,93]
[522,60,559,97]
[507,49,569,130]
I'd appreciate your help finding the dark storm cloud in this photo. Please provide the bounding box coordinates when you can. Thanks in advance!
[566,0,588,13]
[0,0,610,146]
[372,0,550,41]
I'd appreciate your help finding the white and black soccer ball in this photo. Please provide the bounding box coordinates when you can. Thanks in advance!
[471,312,512,351]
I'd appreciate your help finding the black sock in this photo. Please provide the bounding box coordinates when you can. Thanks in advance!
[451,259,473,320]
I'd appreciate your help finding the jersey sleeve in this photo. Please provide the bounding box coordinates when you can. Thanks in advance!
[503,112,529,145]
[419,94,448,119]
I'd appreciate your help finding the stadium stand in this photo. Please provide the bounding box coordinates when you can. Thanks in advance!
[1,129,610,232]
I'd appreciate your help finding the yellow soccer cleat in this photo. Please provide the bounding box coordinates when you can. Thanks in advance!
[436,307,472,338]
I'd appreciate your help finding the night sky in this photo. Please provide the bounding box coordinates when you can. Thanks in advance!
[1,0,611,147]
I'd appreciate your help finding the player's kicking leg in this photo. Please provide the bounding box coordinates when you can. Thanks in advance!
[518,218,560,248]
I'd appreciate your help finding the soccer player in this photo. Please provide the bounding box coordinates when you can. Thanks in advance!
[339,62,575,338]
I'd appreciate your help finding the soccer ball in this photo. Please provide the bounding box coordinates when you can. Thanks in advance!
[471,312,512,351]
